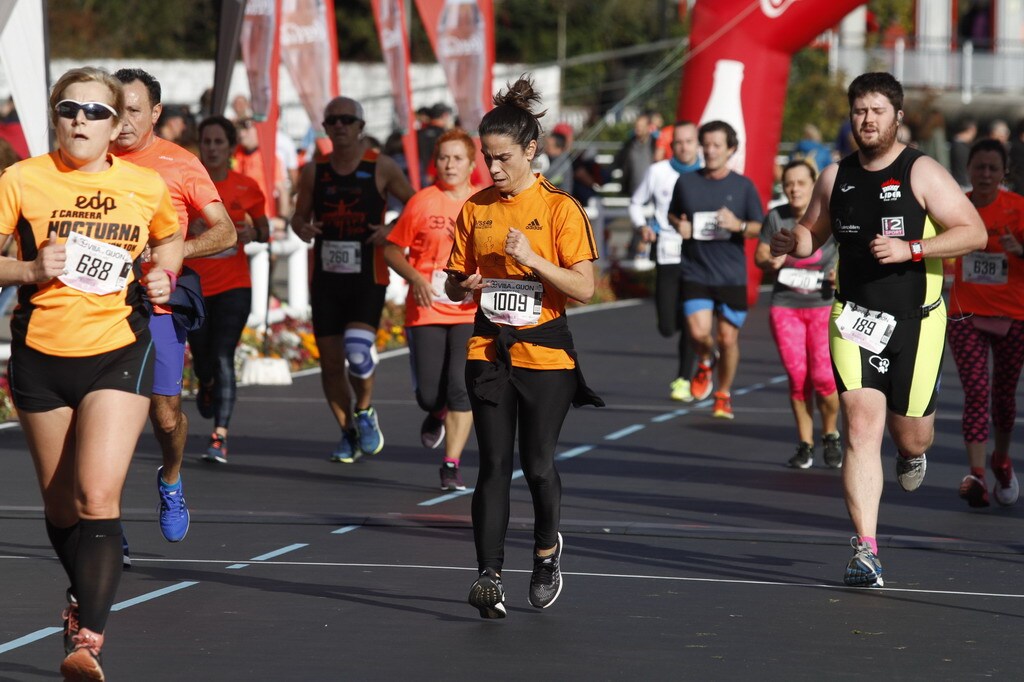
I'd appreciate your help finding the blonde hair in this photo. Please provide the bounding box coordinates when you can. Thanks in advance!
[49,67,124,128]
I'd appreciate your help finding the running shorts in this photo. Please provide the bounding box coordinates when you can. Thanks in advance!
[150,313,187,396]
[829,299,946,418]
[9,329,154,412]
[311,281,387,337]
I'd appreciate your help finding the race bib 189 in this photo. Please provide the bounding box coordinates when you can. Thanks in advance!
[777,267,825,292]
[58,231,133,295]
[962,251,1008,285]
[656,229,682,264]
[691,211,732,241]
[835,302,896,354]
[321,240,361,274]
[480,278,543,326]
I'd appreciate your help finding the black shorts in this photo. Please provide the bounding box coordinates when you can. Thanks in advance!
[9,331,155,412]
[310,279,387,336]
[680,281,748,311]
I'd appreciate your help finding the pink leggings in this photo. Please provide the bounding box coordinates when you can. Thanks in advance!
[948,318,1024,443]
[769,305,837,401]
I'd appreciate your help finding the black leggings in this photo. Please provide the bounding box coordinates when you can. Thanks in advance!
[654,262,695,378]
[407,324,473,412]
[187,287,251,428]
[467,360,577,572]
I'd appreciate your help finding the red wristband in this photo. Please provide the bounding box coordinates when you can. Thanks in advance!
[163,269,178,293]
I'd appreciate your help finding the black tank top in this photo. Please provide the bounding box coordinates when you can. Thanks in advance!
[829,147,941,314]
[311,151,388,285]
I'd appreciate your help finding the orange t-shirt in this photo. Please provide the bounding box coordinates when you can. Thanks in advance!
[447,174,599,369]
[234,146,283,218]
[114,136,222,234]
[186,170,266,297]
[0,153,179,356]
[951,190,1024,318]
[387,184,477,326]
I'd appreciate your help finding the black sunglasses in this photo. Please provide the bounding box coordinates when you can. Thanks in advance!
[55,99,118,121]
[323,114,362,127]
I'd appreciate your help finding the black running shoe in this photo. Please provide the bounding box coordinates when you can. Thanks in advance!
[822,432,843,469]
[787,442,814,469]
[529,532,563,609]
[468,568,506,619]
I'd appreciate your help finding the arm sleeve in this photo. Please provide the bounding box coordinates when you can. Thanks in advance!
[150,187,181,240]
[446,201,475,274]
[744,179,765,222]
[184,157,224,214]
[667,176,684,222]
[628,166,655,227]
[0,166,21,235]
[387,192,422,249]
[555,197,599,268]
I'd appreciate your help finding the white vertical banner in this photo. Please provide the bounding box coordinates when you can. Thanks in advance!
[0,0,48,156]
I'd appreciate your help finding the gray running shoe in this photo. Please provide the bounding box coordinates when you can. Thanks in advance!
[843,537,884,587]
[822,432,843,469]
[529,532,564,609]
[896,453,927,492]
[468,568,506,619]
[992,463,1020,506]
[787,442,813,469]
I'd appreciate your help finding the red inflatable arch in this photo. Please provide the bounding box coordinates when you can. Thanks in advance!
[677,0,867,304]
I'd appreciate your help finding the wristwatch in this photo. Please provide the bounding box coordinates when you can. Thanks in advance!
[909,240,924,262]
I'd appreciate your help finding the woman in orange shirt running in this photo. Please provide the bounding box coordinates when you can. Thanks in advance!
[186,115,270,463]
[384,129,477,490]
[0,67,183,680]
[445,76,602,619]
[949,138,1024,508]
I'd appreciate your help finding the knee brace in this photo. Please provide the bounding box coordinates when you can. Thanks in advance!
[344,328,378,379]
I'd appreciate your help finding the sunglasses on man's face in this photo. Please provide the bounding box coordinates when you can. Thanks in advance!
[55,99,118,121]
[323,114,362,127]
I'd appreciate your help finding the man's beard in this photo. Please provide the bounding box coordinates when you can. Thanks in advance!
[853,120,898,160]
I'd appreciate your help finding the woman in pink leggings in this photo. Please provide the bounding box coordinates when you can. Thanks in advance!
[755,160,842,469]
[949,139,1024,508]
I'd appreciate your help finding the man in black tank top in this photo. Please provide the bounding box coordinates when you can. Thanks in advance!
[771,73,986,588]
[293,96,414,463]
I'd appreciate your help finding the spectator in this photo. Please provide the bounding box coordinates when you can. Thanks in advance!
[616,112,656,260]
[988,118,1010,148]
[1008,119,1024,195]
[417,102,452,186]
[949,117,977,189]
[540,131,573,193]
[793,123,832,173]
[917,109,950,170]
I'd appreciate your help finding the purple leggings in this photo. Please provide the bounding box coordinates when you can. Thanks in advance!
[948,318,1024,443]
[769,305,837,401]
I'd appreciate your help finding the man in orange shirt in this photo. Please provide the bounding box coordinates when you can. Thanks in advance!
[112,68,236,546]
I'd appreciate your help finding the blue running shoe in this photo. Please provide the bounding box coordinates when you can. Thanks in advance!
[843,537,883,587]
[157,466,190,542]
[354,407,384,456]
[330,429,361,463]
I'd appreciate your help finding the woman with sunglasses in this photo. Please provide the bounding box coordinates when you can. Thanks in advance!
[0,67,182,680]
[445,76,602,619]
[383,128,478,491]
[186,115,269,463]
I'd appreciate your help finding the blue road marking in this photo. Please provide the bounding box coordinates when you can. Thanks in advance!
[556,445,594,461]
[331,525,360,535]
[226,564,249,569]
[605,424,645,440]
[0,627,62,655]
[419,489,473,507]
[651,409,689,423]
[250,543,308,561]
[111,581,199,611]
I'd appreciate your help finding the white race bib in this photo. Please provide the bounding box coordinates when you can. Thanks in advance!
[430,269,451,303]
[962,251,1008,285]
[656,229,682,264]
[480,278,543,326]
[835,302,896,354]
[321,240,361,274]
[59,231,133,295]
[691,211,732,241]
[777,267,825,292]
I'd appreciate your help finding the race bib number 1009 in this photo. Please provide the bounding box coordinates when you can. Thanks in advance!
[58,231,132,295]
[480,278,544,326]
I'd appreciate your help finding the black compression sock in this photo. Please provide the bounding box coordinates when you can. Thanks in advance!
[45,517,81,595]
[74,518,124,633]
